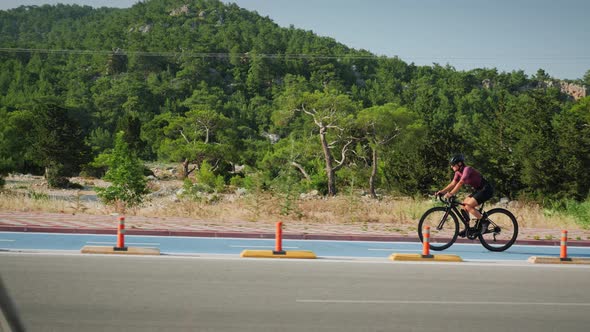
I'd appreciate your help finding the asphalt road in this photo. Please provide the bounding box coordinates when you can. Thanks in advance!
[1,253,590,332]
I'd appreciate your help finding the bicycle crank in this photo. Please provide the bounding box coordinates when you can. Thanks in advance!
[466,228,479,240]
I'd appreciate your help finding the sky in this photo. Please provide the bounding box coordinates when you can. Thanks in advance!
[1,0,589,80]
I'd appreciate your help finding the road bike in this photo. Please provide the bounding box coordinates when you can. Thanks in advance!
[417,194,518,252]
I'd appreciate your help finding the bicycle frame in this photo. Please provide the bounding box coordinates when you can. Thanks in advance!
[436,196,487,236]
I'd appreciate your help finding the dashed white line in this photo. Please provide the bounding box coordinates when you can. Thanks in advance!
[86,241,160,246]
[368,248,415,252]
[229,245,299,249]
[296,299,590,306]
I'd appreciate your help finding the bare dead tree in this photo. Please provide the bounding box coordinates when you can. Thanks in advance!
[296,104,355,196]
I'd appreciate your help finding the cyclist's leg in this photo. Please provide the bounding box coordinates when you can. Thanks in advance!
[471,183,494,233]
[456,198,478,238]
[459,208,470,221]
[463,196,483,219]
[468,183,494,219]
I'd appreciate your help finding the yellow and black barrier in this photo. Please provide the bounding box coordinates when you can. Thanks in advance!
[389,226,462,262]
[240,221,316,259]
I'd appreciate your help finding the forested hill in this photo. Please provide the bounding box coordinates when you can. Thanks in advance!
[0,0,589,205]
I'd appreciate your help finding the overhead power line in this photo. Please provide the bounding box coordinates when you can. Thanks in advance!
[0,47,380,59]
[0,48,587,66]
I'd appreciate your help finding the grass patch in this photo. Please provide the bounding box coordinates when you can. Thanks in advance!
[28,190,49,201]
[545,199,590,229]
[564,200,590,229]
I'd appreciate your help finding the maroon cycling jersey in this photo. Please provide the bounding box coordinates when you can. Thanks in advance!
[453,166,484,190]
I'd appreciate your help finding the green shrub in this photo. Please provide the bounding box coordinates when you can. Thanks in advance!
[229,175,245,188]
[242,171,266,192]
[181,178,207,196]
[180,178,221,203]
[95,132,148,213]
[180,161,226,202]
[194,161,225,193]
[28,190,49,201]
[46,163,65,188]
[79,164,107,178]
[270,167,303,217]
[546,198,590,229]
[563,199,590,229]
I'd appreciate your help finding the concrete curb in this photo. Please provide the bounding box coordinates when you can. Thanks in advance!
[389,253,463,262]
[81,245,160,255]
[240,250,317,259]
[528,256,590,264]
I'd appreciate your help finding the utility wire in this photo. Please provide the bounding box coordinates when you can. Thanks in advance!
[1,48,587,73]
[1,47,588,62]
[0,47,378,59]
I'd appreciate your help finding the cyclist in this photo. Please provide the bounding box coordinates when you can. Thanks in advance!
[435,154,494,236]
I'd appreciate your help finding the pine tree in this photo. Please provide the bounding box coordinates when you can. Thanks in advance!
[96,131,148,213]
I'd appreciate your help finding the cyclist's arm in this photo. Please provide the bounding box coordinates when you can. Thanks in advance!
[437,181,457,195]
[445,180,464,197]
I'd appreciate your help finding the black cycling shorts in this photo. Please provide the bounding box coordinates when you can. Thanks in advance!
[469,181,494,204]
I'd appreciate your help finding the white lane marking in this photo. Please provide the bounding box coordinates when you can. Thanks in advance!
[296,299,590,306]
[86,241,160,246]
[229,245,299,249]
[368,248,416,252]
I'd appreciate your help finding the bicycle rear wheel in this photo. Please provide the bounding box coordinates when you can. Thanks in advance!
[418,207,459,251]
[478,208,518,252]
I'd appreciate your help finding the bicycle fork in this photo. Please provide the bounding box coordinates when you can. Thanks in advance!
[435,210,453,231]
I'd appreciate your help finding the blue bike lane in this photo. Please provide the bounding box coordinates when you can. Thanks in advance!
[2,231,590,261]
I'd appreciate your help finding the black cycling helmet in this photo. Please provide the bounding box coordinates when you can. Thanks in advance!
[449,154,465,166]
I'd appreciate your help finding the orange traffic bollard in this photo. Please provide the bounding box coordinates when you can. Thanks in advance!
[422,226,433,258]
[560,230,571,261]
[273,221,286,255]
[114,216,128,251]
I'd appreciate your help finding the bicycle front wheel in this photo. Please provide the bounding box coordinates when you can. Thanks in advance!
[418,207,459,251]
[478,208,519,252]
